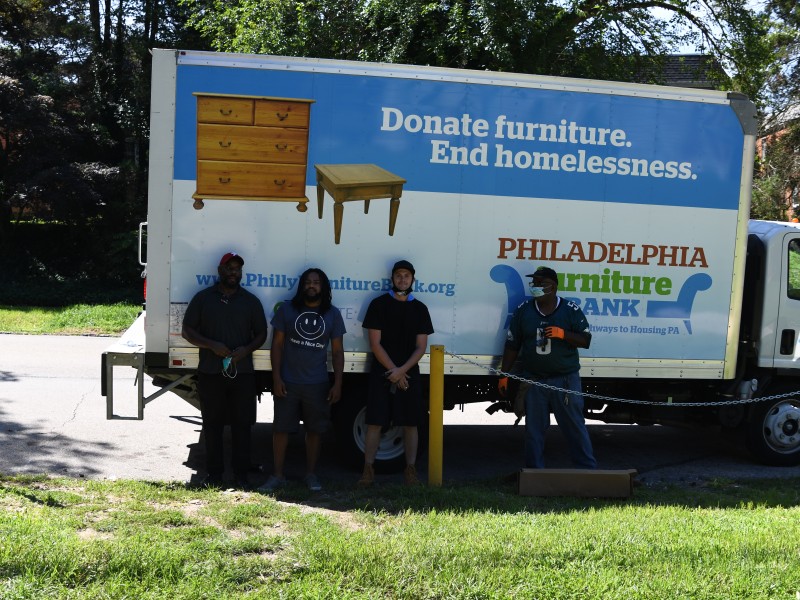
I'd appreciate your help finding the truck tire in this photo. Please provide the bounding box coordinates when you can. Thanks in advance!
[333,381,429,473]
[746,393,800,466]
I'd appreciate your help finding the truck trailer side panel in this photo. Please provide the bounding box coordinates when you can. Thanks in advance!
[146,49,756,381]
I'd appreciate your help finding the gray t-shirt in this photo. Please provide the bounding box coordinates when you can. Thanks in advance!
[271,302,346,385]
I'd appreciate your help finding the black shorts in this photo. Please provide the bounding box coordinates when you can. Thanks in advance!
[272,382,331,434]
[365,369,423,427]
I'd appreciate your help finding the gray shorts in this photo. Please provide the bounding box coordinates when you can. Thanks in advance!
[272,382,331,434]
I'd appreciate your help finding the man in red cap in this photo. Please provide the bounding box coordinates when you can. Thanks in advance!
[498,265,596,469]
[182,252,268,488]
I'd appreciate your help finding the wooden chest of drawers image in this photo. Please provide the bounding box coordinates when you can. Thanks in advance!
[192,93,314,211]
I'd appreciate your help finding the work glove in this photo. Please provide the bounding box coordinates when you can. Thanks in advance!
[544,326,565,340]
[497,376,509,396]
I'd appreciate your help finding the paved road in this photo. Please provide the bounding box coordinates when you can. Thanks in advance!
[1,333,798,488]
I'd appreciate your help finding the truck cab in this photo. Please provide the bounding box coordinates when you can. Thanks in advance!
[748,221,800,370]
[740,220,800,464]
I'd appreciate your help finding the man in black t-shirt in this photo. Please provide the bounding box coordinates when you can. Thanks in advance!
[358,260,434,487]
[182,252,268,488]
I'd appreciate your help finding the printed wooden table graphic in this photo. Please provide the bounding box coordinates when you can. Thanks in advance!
[314,164,407,244]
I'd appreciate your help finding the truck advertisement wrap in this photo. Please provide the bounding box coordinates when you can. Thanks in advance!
[165,54,747,367]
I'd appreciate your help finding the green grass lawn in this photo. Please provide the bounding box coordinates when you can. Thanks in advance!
[1,475,798,599]
[0,304,140,335]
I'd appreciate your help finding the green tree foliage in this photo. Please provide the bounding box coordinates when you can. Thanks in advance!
[0,0,209,302]
[751,0,799,220]
[182,0,772,98]
[752,119,800,220]
[763,0,799,110]
[185,0,365,58]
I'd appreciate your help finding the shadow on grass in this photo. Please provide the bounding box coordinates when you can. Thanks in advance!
[253,473,800,515]
[3,399,797,513]
[182,421,800,513]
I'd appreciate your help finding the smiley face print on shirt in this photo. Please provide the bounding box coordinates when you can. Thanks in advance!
[295,311,326,341]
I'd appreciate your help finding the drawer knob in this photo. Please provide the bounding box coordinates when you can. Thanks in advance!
[274,179,286,186]
[219,141,232,148]
[275,144,288,150]
[219,108,233,116]
[218,177,231,184]
[276,112,288,121]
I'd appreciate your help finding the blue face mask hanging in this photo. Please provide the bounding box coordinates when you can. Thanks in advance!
[222,355,237,378]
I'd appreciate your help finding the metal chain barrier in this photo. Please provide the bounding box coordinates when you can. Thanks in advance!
[445,350,800,407]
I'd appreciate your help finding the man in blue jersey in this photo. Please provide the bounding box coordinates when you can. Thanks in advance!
[498,266,597,469]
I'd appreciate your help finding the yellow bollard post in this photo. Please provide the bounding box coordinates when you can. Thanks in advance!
[428,345,444,486]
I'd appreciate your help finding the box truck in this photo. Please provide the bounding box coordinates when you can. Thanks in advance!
[102,48,800,469]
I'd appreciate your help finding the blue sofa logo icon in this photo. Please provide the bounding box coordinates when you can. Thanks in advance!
[491,265,712,334]
[645,273,712,334]
[490,264,527,329]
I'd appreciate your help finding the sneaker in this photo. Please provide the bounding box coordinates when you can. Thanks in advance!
[257,475,286,492]
[304,474,322,492]
[404,464,421,486]
[357,463,375,488]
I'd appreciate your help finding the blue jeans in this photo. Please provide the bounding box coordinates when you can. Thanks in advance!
[523,371,597,469]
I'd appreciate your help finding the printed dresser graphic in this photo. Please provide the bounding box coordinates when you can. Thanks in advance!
[192,93,314,211]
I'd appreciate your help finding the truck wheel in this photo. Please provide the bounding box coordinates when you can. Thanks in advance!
[746,394,800,466]
[333,379,430,473]
[334,395,406,472]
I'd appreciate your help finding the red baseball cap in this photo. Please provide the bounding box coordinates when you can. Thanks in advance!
[219,252,244,266]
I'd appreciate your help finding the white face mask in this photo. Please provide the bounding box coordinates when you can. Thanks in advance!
[529,281,553,298]
[529,286,546,298]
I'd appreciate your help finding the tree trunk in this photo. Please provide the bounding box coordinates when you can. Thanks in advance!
[89,0,102,49]
[150,0,160,46]
[143,0,152,42]
[115,0,126,66]
[104,0,112,52]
